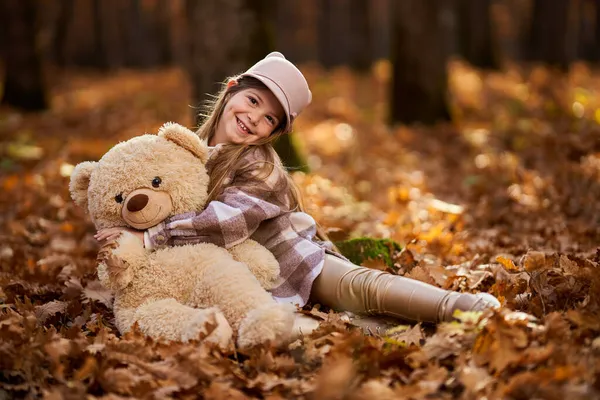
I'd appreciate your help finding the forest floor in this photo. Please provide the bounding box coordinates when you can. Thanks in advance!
[1,60,599,399]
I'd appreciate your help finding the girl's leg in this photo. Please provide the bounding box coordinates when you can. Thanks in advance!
[311,254,499,323]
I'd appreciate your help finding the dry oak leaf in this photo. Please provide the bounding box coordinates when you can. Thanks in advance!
[405,265,437,285]
[82,280,113,308]
[34,300,68,323]
[385,323,424,346]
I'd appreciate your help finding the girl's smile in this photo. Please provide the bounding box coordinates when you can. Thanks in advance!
[236,117,254,135]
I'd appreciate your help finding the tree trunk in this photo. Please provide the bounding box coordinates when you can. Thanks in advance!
[593,0,600,61]
[276,0,319,63]
[527,0,572,69]
[52,0,74,67]
[457,0,500,69]
[90,0,109,69]
[390,0,450,125]
[370,0,391,60]
[154,0,173,65]
[576,0,597,61]
[244,0,276,65]
[0,0,48,111]
[348,0,372,71]
[124,0,157,68]
[318,0,372,70]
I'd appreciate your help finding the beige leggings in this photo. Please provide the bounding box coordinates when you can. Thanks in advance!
[310,254,493,323]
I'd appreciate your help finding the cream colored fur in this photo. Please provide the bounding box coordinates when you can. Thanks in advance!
[70,122,294,348]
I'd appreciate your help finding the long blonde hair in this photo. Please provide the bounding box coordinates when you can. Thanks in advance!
[196,75,334,244]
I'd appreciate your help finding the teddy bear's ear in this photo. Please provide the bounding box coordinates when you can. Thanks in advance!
[69,161,97,210]
[158,122,208,163]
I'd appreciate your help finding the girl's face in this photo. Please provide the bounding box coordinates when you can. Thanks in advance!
[211,83,285,146]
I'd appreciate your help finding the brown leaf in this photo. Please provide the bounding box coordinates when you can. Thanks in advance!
[82,280,113,308]
[459,361,494,394]
[386,324,424,346]
[35,300,68,323]
[396,247,417,274]
[405,265,436,285]
[522,251,549,272]
[312,356,357,400]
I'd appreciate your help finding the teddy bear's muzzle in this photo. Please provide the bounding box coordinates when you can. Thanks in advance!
[121,188,173,230]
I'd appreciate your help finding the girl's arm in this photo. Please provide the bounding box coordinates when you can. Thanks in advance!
[144,166,288,250]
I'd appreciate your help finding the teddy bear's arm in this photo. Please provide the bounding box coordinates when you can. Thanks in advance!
[227,239,280,289]
[97,231,149,291]
[123,299,233,349]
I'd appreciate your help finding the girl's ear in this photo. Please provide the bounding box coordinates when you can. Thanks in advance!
[158,122,208,163]
[69,161,98,210]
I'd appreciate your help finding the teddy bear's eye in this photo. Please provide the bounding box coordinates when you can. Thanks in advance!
[152,177,162,188]
[115,193,124,203]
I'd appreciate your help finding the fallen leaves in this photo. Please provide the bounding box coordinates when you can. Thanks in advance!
[1,65,600,398]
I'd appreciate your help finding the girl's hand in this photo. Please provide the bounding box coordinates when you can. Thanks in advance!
[95,227,144,245]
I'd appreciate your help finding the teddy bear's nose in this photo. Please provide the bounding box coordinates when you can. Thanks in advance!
[127,194,149,212]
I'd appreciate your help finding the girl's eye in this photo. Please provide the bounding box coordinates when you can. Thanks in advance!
[152,177,162,188]
[248,96,258,105]
[115,193,124,203]
[266,116,275,125]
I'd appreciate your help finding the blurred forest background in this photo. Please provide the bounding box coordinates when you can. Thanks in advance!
[2,0,600,399]
[4,0,600,119]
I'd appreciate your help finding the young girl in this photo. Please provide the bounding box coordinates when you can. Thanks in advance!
[96,52,500,333]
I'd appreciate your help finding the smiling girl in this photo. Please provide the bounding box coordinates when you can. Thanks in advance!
[96,52,499,333]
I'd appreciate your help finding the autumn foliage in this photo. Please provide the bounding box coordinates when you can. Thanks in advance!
[1,61,599,398]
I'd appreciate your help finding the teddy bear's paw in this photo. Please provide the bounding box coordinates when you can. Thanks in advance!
[237,303,296,349]
[181,307,233,350]
[97,239,133,290]
[98,255,133,290]
[228,240,281,290]
[112,231,147,260]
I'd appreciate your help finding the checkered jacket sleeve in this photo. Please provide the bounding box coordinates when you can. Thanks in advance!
[144,159,289,250]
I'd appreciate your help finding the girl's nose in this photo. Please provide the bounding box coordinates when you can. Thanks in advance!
[248,112,259,125]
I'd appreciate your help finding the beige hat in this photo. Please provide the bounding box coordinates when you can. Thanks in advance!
[241,52,312,133]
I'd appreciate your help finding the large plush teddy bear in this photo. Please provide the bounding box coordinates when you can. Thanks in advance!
[69,122,295,348]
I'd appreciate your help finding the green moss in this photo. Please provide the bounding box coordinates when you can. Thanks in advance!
[334,237,402,268]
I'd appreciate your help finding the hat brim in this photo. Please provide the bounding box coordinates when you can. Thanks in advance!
[241,72,292,133]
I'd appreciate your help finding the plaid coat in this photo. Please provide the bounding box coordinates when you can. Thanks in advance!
[144,145,332,307]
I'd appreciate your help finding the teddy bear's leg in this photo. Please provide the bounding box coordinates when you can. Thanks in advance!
[200,254,295,348]
[126,298,233,349]
[227,240,280,289]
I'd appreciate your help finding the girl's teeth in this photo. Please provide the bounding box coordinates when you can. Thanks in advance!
[238,119,250,133]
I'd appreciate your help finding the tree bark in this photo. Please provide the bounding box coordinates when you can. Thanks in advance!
[348,0,372,71]
[527,0,572,69]
[390,0,450,125]
[154,0,173,65]
[457,0,500,69]
[124,0,157,68]
[592,0,600,61]
[0,0,48,111]
[318,0,372,70]
[52,0,74,67]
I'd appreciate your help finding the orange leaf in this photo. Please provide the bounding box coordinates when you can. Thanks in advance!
[496,256,519,272]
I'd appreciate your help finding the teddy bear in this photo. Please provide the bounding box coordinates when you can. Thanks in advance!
[69,122,296,349]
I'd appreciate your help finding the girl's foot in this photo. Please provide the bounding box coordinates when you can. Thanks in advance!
[439,292,501,322]
[473,292,501,311]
